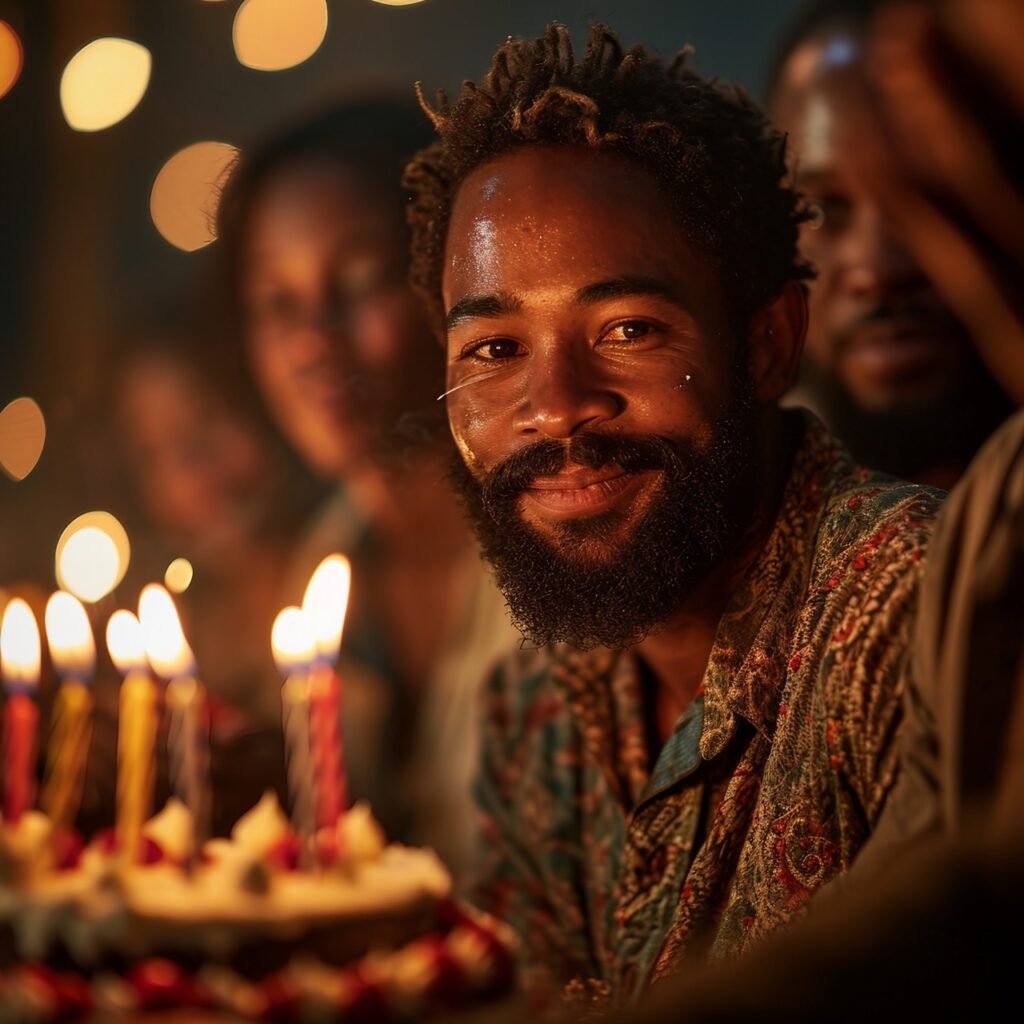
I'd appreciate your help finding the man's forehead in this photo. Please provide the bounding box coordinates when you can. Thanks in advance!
[775,41,878,177]
[442,146,704,305]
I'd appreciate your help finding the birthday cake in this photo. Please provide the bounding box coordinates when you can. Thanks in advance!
[0,793,516,1020]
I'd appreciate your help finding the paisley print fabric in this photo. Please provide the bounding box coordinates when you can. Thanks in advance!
[469,413,943,1004]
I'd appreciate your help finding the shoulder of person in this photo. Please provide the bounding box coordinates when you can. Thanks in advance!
[812,471,944,590]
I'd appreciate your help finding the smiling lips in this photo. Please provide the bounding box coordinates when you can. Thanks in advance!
[523,466,656,518]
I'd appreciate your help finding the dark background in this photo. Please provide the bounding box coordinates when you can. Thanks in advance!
[0,0,803,582]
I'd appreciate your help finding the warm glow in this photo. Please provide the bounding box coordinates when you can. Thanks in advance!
[106,610,147,675]
[138,584,194,679]
[232,0,329,72]
[371,1,428,6]
[271,606,316,677]
[164,557,194,594]
[59,37,151,131]
[44,591,95,680]
[150,140,238,252]
[55,511,130,603]
[301,554,351,663]
[0,397,46,481]
[0,20,23,101]
[1,598,40,689]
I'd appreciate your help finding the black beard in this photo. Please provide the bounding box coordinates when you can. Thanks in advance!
[449,395,758,651]
[798,348,1012,482]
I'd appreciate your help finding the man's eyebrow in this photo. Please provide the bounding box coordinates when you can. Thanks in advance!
[445,292,523,332]
[574,276,687,308]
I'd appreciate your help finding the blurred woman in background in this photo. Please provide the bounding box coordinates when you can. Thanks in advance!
[215,97,518,874]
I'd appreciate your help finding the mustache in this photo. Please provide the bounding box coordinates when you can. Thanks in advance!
[833,297,958,352]
[481,433,681,511]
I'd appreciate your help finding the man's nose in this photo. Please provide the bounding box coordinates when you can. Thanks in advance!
[511,343,622,439]
[840,203,922,299]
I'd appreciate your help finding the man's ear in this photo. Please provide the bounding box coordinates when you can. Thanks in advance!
[746,282,808,402]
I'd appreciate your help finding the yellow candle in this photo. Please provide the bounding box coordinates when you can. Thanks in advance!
[118,669,158,862]
[42,592,96,837]
[106,610,157,864]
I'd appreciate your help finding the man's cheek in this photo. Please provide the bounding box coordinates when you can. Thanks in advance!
[447,398,497,476]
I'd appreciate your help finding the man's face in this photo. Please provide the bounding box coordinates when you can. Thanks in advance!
[242,162,439,479]
[442,146,759,649]
[774,32,971,413]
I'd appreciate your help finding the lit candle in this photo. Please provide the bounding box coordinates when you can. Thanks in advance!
[1,599,41,824]
[41,592,95,838]
[107,609,158,864]
[301,554,351,830]
[271,605,316,863]
[139,584,209,868]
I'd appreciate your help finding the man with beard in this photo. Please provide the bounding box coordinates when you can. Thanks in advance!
[403,24,943,1004]
[768,0,1012,489]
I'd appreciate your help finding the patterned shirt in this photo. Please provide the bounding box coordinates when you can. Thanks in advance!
[470,413,943,1003]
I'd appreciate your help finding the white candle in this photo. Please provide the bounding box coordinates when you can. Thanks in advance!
[272,605,316,865]
[139,584,209,867]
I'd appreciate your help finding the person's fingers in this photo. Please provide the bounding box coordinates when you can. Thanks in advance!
[867,2,1024,264]
[864,167,1024,403]
[943,0,1024,117]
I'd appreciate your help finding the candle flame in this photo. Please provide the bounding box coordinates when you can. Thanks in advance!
[138,584,195,679]
[271,606,315,677]
[44,591,96,680]
[1,598,41,689]
[105,610,147,675]
[301,554,350,664]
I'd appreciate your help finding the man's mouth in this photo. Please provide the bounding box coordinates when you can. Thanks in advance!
[522,466,659,519]
[838,317,959,393]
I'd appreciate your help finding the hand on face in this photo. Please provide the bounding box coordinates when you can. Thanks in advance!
[774,33,973,413]
[856,0,1024,404]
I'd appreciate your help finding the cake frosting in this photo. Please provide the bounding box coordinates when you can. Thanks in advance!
[0,795,515,1021]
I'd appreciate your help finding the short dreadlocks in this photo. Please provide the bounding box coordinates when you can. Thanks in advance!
[404,23,813,338]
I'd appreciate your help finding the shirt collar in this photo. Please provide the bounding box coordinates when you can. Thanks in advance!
[699,412,852,760]
[551,413,854,796]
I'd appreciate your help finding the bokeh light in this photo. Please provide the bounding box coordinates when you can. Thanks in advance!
[0,20,23,101]
[55,511,131,604]
[105,610,146,675]
[164,557,195,594]
[44,591,96,680]
[0,397,46,481]
[371,1,428,6]
[301,553,351,663]
[271,606,315,676]
[138,583,194,678]
[59,37,151,132]
[232,0,329,72]
[150,140,238,252]
[0,598,41,689]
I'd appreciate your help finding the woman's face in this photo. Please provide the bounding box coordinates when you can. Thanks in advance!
[240,162,439,480]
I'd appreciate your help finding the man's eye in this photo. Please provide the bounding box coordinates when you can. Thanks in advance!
[803,195,851,233]
[466,338,523,361]
[603,320,657,343]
